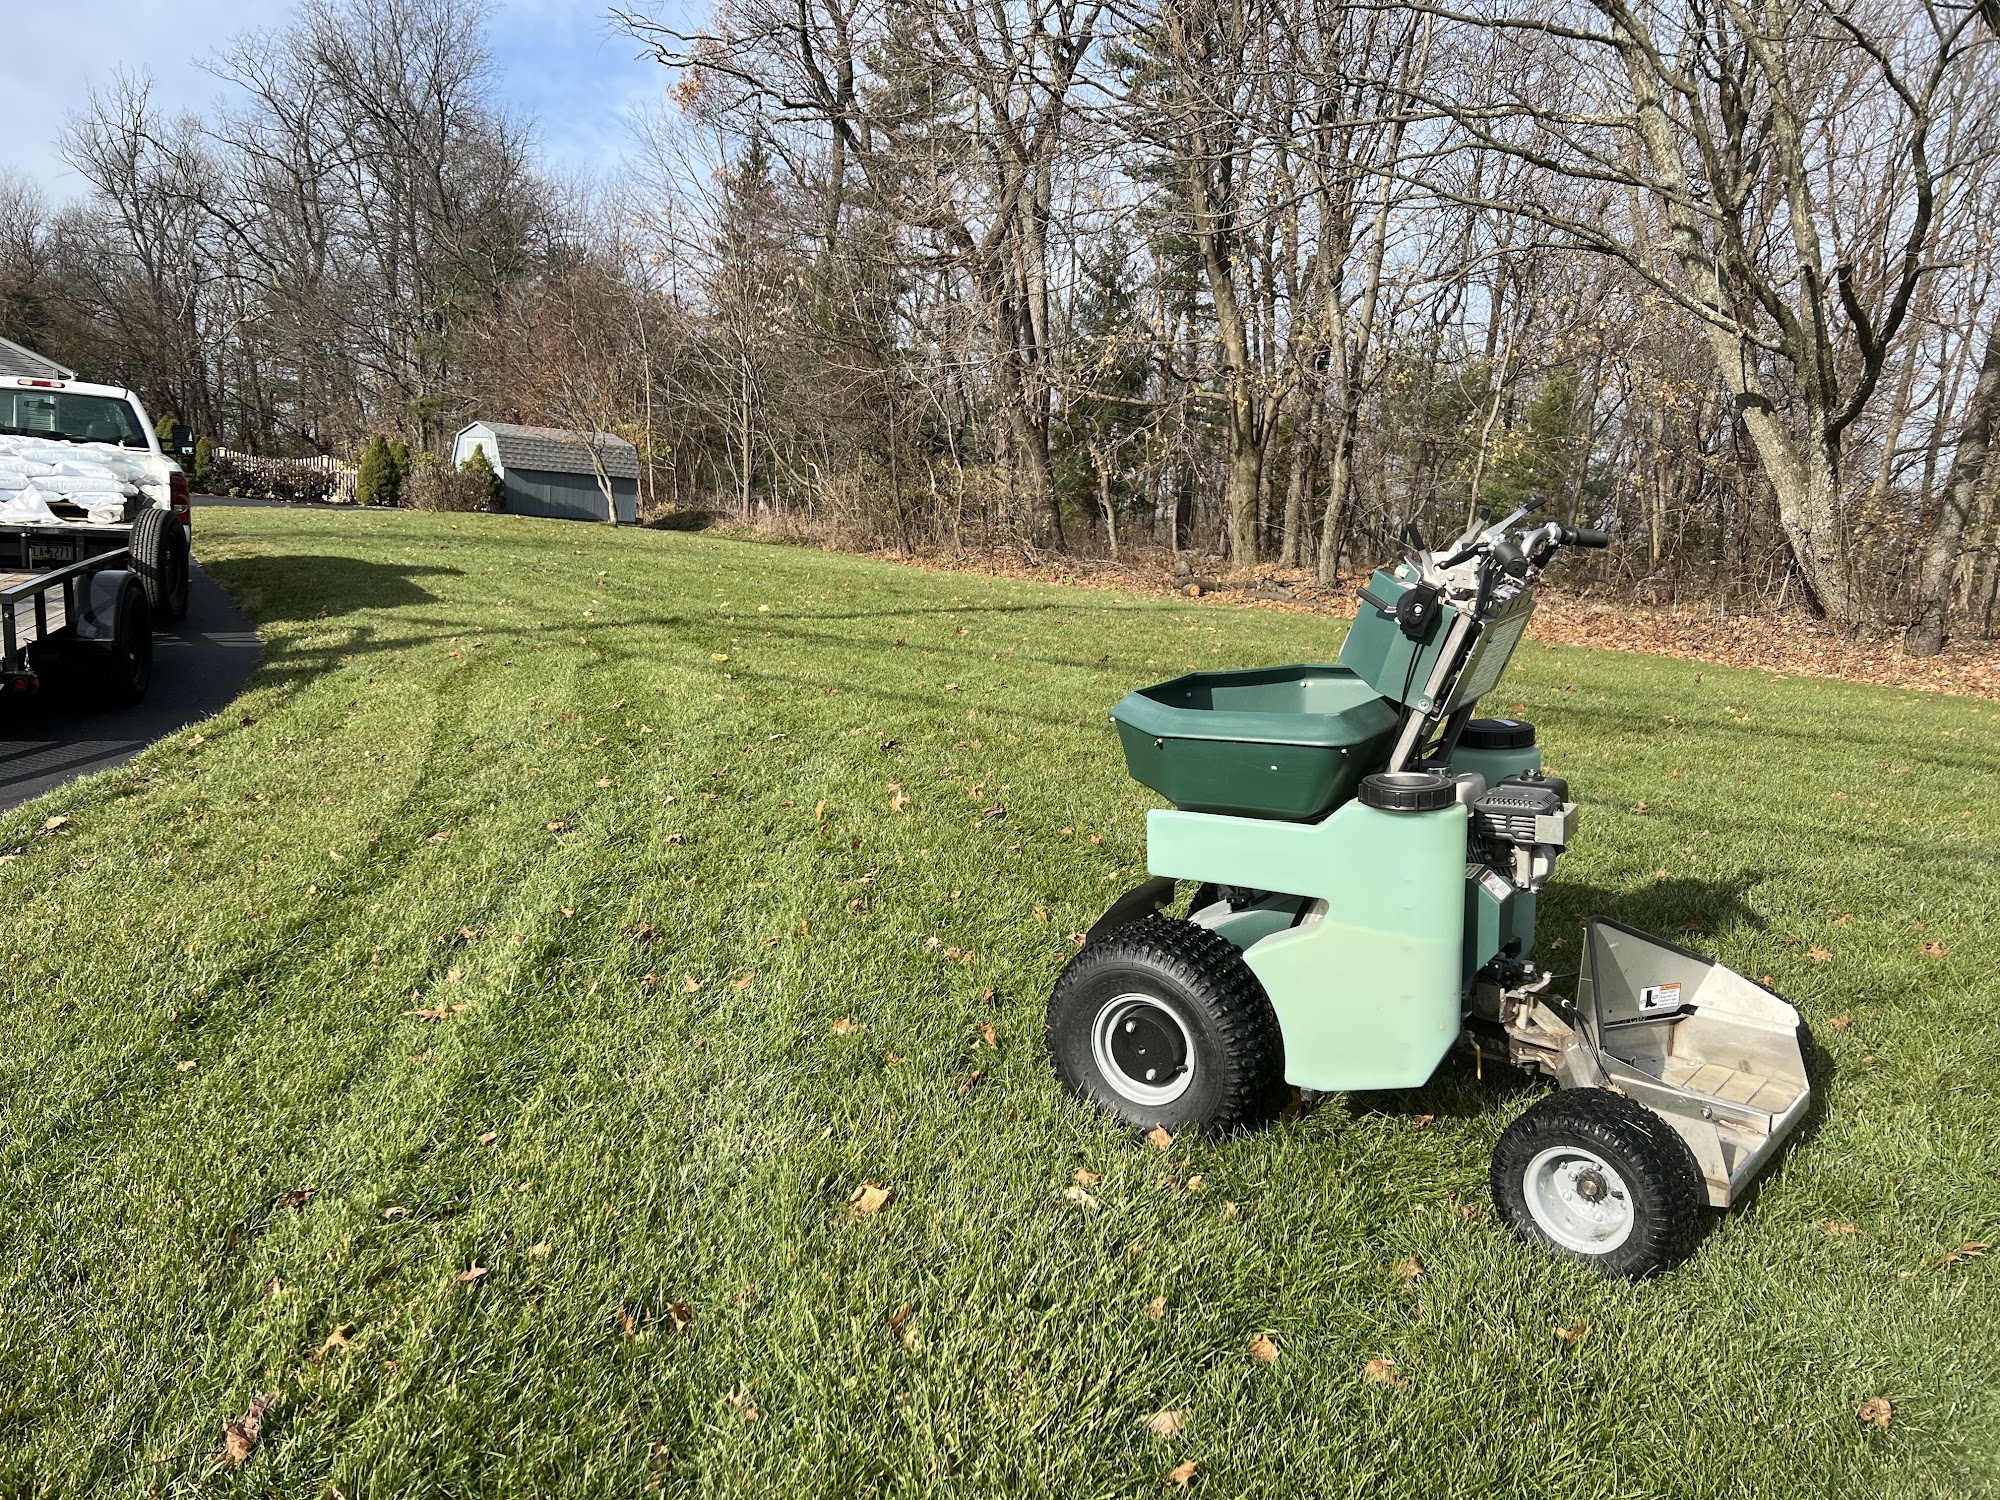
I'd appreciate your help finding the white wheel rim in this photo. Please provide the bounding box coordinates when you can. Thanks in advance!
[1522,1144,1635,1254]
[1090,992,1197,1106]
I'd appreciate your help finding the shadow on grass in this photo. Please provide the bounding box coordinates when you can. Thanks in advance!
[203,553,461,620]
[1540,873,1774,947]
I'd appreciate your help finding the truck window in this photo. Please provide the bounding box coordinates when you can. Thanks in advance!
[0,392,148,448]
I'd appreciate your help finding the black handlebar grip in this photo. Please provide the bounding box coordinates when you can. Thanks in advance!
[1561,526,1611,548]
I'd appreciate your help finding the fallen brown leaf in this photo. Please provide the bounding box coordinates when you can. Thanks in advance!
[1248,1332,1279,1364]
[1935,1240,1989,1266]
[1809,945,1833,961]
[1410,1114,1435,1131]
[274,1188,315,1213]
[310,1325,352,1362]
[979,1022,998,1049]
[381,1205,411,1220]
[1142,1408,1185,1439]
[1360,1357,1408,1388]
[1392,1257,1424,1285]
[456,1264,488,1284]
[682,975,703,993]
[1821,1220,1858,1234]
[1063,1185,1101,1213]
[1166,1459,1199,1488]
[1145,1125,1175,1152]
[527,1241,552,1259]
[1828,1016,1852,1030]
[849,1181,893,1217]
[830,1018,864,1036]
[218,1391,280,1468]
[1856,1396,1893,1430]
[1075,1167,1102,1188]
[1554,1319,1588,1346]
[1147,1295,1169,1320]
[728,1386,760,1421]
[477,1130,498,1146]
[1922,941,1950,958]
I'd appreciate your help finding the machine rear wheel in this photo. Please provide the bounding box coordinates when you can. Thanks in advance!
[1047,914,1284,1133]
[1491,1088,1703,1278]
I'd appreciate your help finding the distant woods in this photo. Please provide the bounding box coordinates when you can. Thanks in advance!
[3,0,1998,648]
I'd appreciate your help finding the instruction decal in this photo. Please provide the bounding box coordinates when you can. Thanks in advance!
[1637,981,1684,1013]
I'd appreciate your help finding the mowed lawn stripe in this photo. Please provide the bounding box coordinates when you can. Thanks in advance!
[0,506,1993,1496]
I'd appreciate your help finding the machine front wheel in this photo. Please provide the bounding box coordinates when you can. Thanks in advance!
[1491,1089,1703,1278]
[1046,914,1284,1134]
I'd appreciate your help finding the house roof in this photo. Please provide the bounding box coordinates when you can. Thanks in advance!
[466,421,641,481]
[0,334,76,381]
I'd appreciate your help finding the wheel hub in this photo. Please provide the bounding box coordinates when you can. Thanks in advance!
[1091,994,1196,1107]
[1521,1145,1635,1253]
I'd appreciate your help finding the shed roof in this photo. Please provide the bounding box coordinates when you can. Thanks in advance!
[0,334,76,381]
[469,421,641,481]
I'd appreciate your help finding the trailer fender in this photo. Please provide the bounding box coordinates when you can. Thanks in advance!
[72,567,135,642]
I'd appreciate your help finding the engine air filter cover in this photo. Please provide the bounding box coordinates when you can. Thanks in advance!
[1360,770,1458,813]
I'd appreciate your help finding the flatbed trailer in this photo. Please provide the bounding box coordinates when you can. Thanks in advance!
[0,543,152,706]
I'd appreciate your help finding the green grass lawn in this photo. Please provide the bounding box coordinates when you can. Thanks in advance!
[3,508,1998,1497]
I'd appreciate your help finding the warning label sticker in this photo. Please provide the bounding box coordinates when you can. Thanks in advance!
[1637,982,1684,1013]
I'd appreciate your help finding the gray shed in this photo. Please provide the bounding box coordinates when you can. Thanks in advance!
[0,335,75,381]
[452,421,640,524]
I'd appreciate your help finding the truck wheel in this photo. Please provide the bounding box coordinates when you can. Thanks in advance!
[1491,1089,1703,1278]
[131,506,190,622]
[95,578,154,707]
[1047,914,1284,1134]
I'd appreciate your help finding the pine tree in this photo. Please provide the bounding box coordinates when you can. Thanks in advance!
[459,446,503,509]
[356,435,398,507]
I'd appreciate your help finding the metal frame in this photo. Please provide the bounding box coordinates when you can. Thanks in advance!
[1,545,132,673]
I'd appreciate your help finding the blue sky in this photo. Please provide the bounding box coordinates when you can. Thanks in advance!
[0,0,696,204]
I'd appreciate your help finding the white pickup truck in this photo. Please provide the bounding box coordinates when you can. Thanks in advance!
[0,376,193,704]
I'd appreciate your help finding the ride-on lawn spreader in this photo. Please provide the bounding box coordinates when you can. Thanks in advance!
[1047,502,1813,1276]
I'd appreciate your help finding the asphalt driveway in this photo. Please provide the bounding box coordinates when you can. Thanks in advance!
[0,560,261,812]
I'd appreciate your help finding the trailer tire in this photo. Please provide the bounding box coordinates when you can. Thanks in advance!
[94,578,153,707]
[1491,1088,1703,1278]
[1047,914,1285,1134]
[131,506,190,622]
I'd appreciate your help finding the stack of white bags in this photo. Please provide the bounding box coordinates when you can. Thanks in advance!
[0,434,147,527]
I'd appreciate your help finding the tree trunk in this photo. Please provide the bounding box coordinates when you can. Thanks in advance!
[1280,400,1321,568]
[1905,322,2000,655]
